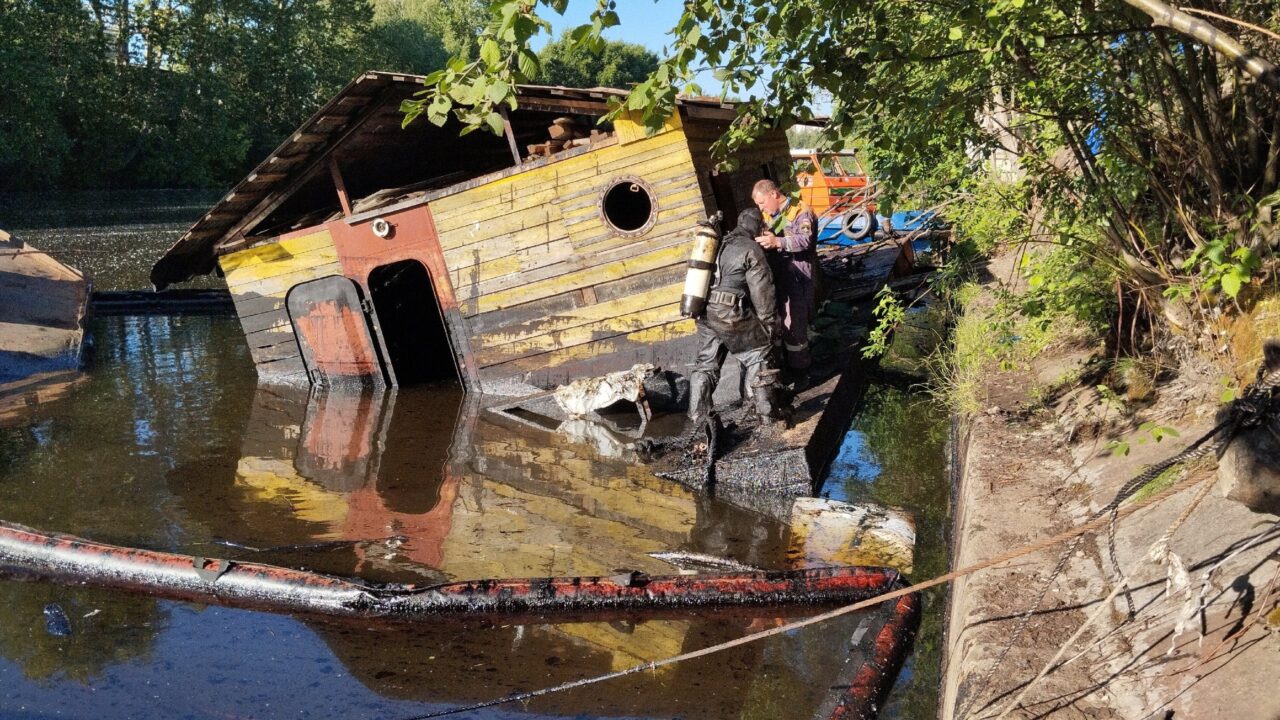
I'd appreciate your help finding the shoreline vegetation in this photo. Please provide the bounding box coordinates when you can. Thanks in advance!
[1,0,656,193]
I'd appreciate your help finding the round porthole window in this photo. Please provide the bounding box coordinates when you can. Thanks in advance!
[600,177,657,235]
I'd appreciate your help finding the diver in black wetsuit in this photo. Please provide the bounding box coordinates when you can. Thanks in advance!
[687,208,784,422]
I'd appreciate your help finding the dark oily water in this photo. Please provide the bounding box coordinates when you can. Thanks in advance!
[1,190,224,290]
[824,306,952,720]
[1,314,889,720]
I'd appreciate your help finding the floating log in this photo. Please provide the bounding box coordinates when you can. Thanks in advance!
[0,520,906,621]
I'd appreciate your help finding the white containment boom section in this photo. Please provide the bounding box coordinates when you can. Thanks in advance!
[787,497,917,574]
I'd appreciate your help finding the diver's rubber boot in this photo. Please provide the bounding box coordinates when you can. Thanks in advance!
[747,366,785,420]
[687,372,716,423]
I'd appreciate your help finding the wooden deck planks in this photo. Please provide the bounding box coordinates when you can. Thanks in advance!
[453,201,703,295]
[472,283,683,366]
[438,175,700,286]
[460,241,689,316]
[491,317,696,378]
[433,148,696,252]
[448,189,705,298]
[226,260,344,300]
[474,303,682,367]
[465,264,684,335]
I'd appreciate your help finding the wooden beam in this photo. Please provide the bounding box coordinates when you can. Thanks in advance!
[514,98,612,115]
[329,157,352,217]
[264,155,306,169]
[212,88,394,250]
[681,104,738,122]
[245,172,289,185]
[291,132,331,145]
[499,106,522,166]
[313,115,352,129]
[334,95,375,109]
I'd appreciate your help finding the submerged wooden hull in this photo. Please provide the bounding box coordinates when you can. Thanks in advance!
[217,123,714,391]
[0,232,89,384]
[199,80,792,393]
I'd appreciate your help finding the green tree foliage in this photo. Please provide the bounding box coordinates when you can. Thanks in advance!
[534,30,657,88]
[413,0,1280,348]
[0,0,100,188]
[368,0,489,72]
[0,0,480,190]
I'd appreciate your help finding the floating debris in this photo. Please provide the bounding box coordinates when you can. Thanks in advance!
[552,364,656,421]
[648,551,763,574]
[42,603,71,637]
[0,229,89,385]
[207,536,408,555]
[787,497,917,574]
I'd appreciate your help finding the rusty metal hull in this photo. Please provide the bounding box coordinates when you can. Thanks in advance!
[0,520,905,620]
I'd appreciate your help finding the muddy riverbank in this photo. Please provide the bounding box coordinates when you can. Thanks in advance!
[940,252,1280,719]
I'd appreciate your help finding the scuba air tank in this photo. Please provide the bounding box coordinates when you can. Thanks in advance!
[680,215,722,318]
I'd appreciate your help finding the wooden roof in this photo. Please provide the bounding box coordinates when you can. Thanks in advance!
[150,72,739,290]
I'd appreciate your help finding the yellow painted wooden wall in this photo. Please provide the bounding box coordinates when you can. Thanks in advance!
[219,229,341,382]
[429,111,704,383]
[685,121,792,226]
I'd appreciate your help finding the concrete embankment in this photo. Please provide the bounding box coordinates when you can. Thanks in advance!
[941,254,1280,719]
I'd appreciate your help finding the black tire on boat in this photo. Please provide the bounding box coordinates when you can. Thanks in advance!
[841,208,875,241]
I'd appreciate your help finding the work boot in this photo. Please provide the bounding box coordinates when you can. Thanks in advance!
[781,365,811,392]
[744,365,785,420]
[687,372,716,423]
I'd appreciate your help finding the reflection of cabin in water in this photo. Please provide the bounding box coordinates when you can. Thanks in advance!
[152,72,791,393]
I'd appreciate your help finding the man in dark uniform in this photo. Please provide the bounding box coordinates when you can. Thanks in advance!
[752,179,818,379]
[688,208,782,422]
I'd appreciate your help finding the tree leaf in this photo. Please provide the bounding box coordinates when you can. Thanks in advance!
[484,111,505,136]
[516,48,539,78]
[426,102,449,127]
[1220,269,1243,298]
[480,39,501,68]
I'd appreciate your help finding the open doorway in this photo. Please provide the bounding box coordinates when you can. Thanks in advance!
[367,260,458,386]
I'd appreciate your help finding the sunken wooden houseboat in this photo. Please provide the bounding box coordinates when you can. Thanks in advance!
[151,72,791,394]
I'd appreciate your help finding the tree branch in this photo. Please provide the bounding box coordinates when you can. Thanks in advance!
[1179,6,1280,44]
[1121,0,1280,92]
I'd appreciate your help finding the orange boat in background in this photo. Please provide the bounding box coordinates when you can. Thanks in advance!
[794,149,879,243]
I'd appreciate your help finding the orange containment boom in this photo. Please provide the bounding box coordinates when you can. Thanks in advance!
[0,520,908,620]
[822,591,921,719]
